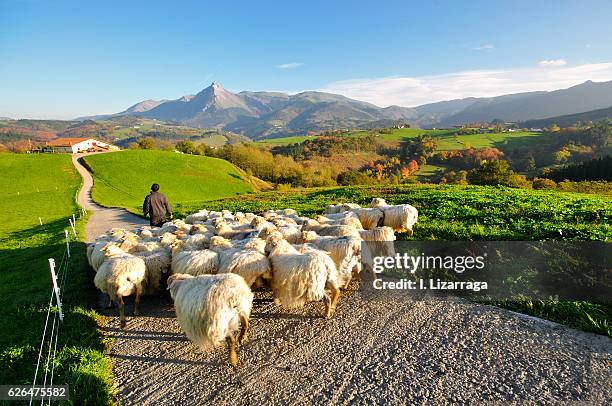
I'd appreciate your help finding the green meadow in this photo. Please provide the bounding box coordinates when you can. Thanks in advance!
[0,153,114,404]
[253,127,542,151]
[83,150,256,214]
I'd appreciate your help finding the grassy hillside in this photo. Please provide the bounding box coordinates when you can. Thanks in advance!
[255,128,542,151]
[0,154,114,403]
[84,150,256,214]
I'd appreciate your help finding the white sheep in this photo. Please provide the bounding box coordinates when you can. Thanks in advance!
[265,231,340,318]
[171,249,219,276]
[94,244,146,328]
[359,226,396,274]
[185,209,209,224]
[217,248,271,287]
[133,248,172,294]
[304,224,361,239]
[350,207,384,230]
[301,231,362,288]
[167,273,252,366]
[314,214,363,230]
[324,203,361,214]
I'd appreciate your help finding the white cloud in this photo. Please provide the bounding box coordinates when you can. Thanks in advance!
[473,44,495,51]
[276,62,304,69]
[538,59,567,67]
[320,62,612,107]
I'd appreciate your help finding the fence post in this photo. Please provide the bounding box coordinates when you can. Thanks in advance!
[64,230,70,258]
[39,217,43,225]
[69,218,76,236]
[72,213,76,225]
[48,259,63,321]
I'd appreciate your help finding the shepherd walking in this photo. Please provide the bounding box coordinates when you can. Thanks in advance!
[143,183,173,227]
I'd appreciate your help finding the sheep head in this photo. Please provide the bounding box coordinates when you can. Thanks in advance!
[166,273,194,300]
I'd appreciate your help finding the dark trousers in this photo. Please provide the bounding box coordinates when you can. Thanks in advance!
[150,216,165,227]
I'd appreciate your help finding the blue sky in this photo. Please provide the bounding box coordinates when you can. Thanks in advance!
[1,0,612,119]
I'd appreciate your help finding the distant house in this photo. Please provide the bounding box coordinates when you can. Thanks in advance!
[43,137,119,154]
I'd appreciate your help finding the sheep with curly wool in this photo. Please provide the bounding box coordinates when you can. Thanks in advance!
[167,273,252,366]
[217,248,271,287]
[264,231,340,318]
[381,205,418,234]
[185,209,209,224]
[324,203,361,214]
[349,208,384,230]
[359,226,396,274]
[133,248,172,294]
[301,231,362,288]
[304,224,361,239]
[94,244,146,328]
[314,214,363,230]
[171,249,220,276]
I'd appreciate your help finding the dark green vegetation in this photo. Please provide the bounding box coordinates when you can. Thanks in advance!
[172,184,611,335]
[83,150,259,214]
[545,155,612,182]
[0,154,114,404]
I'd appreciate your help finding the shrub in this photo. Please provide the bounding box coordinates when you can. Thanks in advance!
[467,160,518,187]
[532,178,557,190]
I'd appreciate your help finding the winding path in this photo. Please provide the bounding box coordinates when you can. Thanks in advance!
[72,153,147,242]
[72,154,611,405]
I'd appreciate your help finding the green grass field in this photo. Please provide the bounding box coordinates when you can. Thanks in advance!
[255,135,317,147]
[0,154,114,403]
[253,128,542,152]
[83,150,256,214]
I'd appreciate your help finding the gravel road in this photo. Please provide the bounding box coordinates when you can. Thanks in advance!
[103,284,611,405]
[72,153,611,404]
[72,153,147,242]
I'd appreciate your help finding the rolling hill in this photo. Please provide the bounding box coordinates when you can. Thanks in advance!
[81,80,612,138]
[82,150,267,213]
[522,105,612,128]
[435,80,612,126]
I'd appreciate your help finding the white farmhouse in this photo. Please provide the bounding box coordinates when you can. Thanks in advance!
[44,137,119,154]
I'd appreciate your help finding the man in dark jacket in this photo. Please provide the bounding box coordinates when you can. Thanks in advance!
[143,183,172,227]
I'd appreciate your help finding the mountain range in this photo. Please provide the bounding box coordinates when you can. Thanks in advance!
[80,80,612,139]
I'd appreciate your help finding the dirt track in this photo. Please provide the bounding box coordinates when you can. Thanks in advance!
[72,153,147,242]
[72,154,611,404]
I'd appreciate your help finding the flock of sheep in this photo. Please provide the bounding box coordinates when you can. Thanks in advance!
[87,198,418,365]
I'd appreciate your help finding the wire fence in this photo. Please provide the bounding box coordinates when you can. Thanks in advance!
[29,207,86,405]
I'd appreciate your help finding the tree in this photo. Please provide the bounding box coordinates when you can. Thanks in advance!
[547,123,561,132]
[176,140,198,154]
[407,159,419,175]
[467,160,518,186]
[525,155,536,172]
[137,137,156,150]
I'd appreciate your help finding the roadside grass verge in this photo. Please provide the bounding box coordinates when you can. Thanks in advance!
[0,154,114,404]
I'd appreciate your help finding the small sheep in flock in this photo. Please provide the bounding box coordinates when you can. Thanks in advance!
[360,226,396,275]
[324,203,361,214]
[368,198,419,235]
[350,208,384,230]
[302,231,361,288]
[94,244,146,328]
[167,273,252,366]
[171,248,219,276]
[314,214,363,230]
[265,231,340,318]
